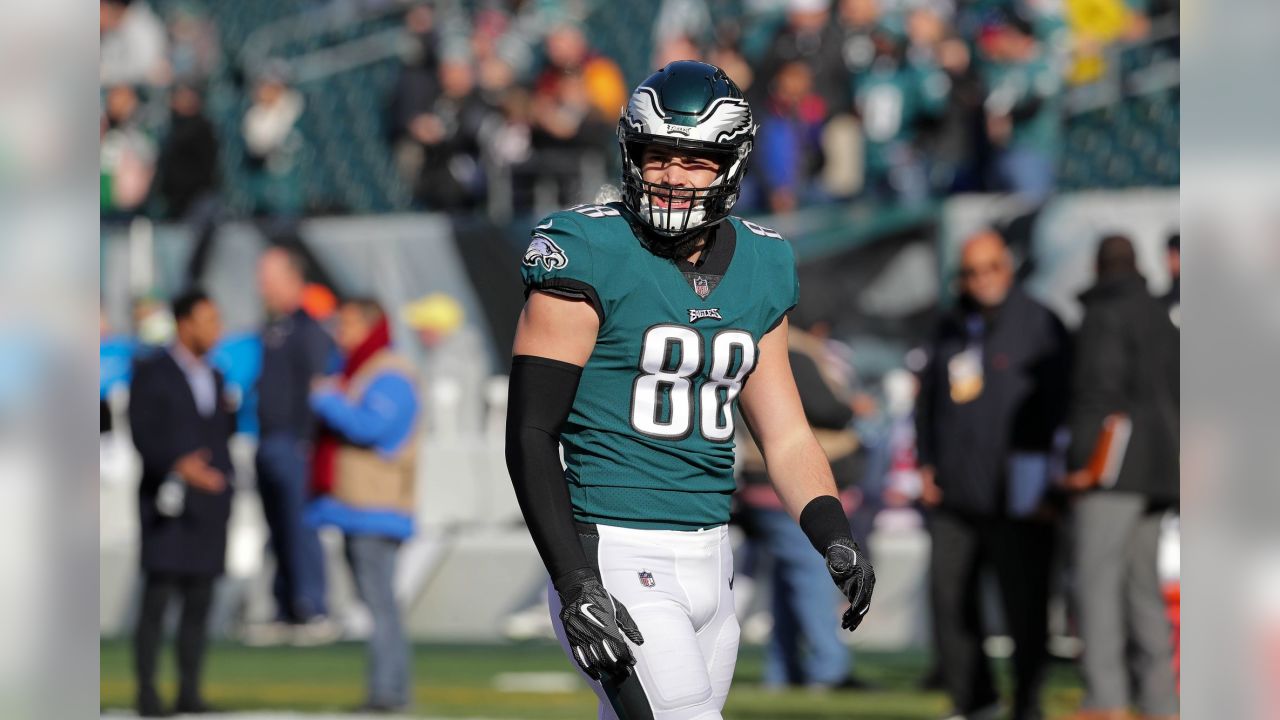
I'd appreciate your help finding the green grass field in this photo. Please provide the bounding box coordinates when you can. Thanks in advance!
[101,639,1083,719]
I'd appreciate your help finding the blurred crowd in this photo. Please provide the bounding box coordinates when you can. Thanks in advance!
[100,0,1171,222]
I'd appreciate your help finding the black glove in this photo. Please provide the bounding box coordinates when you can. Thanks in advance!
[825,537,876,632]
[555,568,645,680]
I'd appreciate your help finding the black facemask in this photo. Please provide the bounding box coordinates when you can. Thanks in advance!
[623,205,713,261]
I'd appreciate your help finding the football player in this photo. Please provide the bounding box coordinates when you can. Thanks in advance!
[505,60,875,720]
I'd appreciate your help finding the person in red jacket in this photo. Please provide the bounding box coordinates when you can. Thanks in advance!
[307,299,420,713]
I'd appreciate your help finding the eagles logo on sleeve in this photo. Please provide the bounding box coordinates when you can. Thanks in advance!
[523,232,569,271]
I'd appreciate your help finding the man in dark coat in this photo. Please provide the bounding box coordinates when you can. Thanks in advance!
[915,230,1071,720]
[249,248,337,644]
[1061,235,1179,720]
[128,289,235,717]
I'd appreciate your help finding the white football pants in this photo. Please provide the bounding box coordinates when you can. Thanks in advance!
[549,523,740,720]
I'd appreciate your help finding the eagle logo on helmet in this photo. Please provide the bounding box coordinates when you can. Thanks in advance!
[626,88,753,145]
[626,87,668,135]
[699,98,753,144]
[522,232,568,271]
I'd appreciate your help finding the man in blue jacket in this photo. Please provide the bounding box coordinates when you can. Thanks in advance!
[306,298,420,713]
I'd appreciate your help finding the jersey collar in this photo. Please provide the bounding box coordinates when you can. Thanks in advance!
[675,221,736,277]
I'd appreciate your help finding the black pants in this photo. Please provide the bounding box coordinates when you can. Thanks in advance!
[133,572,215,708]
[929,508,1054,720]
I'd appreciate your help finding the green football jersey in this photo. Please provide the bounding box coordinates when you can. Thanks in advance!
[520,202,799,530]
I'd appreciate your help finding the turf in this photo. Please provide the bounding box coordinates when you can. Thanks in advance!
[100,639,1083,719]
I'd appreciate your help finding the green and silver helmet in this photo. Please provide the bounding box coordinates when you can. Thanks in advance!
[617,60,755,240]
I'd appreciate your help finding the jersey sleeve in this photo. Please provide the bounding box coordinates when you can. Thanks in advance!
[519,212,603,322]
[734,217,800,335]
[768,235,800,333]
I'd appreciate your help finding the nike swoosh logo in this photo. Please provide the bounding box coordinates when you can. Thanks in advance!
[728,574,734,590]
[580,603,606,628]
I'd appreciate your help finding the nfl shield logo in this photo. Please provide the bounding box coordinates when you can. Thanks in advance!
[693,275,710,299]
[638,571,655,588]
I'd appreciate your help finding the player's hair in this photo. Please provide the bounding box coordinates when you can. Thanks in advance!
[594,184,622,205]
[1096,234,1137,277]
[171,288,211,322]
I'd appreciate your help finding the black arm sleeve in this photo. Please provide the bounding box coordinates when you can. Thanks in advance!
[505,355,592,589]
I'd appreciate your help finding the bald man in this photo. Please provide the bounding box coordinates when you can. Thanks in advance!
[914,230,1071,720]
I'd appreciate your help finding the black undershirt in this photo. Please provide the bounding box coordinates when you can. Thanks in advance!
[675,221,737,298]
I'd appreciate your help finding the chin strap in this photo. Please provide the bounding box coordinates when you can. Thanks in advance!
[626,209,718,261]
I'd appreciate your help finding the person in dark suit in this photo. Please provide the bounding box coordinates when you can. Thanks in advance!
[1060,235,1179,720]
[128,289,235,717]
[915,230,1071,720]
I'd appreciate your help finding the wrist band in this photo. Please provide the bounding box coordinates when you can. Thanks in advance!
[798,495,852,555]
